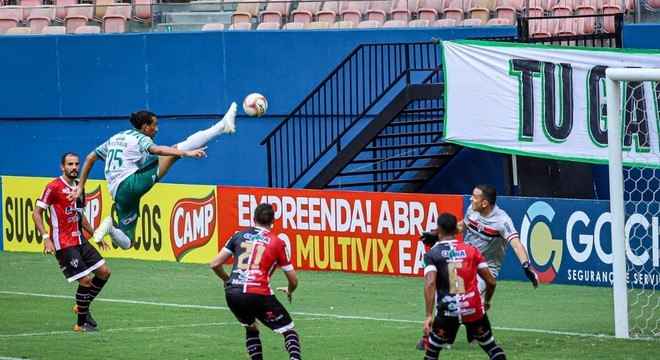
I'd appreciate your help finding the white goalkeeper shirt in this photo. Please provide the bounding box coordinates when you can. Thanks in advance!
[462,205,519,277]
[94,129,155,198]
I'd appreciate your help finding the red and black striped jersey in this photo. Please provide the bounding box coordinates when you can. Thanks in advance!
[35,177,87,250]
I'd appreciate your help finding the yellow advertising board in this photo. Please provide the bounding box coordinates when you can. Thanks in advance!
[2,176,218,264]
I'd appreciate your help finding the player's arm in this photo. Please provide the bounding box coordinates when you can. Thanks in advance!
[477,265,496,311]
[32,206,54,254]
[456,219,466,234]
[210,248,232,283]
[69,151,98,201]
[423,269,437,334]
[509,236,539,288]
[81,213,109,251]
[148,145,206,159]
[277,268,298,303]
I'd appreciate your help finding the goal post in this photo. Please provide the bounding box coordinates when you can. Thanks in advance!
[606,68,660,339]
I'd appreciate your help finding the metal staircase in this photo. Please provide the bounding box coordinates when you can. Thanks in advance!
[260,41,461,192]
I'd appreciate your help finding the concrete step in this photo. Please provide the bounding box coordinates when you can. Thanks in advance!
[156,22,207,32]
[189,0,233,12]
[165,11,233,24]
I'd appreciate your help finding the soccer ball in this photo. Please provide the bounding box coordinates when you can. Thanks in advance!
[242,93,268,118]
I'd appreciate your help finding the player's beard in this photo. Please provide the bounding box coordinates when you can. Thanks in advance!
[68,170,78,179]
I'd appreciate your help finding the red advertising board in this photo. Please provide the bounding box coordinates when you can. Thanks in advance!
[216,186,463,277]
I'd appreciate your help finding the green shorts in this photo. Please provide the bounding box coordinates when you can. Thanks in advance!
[114,156,159,240]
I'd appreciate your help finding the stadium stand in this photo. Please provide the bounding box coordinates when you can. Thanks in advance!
[201,22,226,30]
[308,20,330,28]
[460,17,483,26]
[331,19,355,27]
[317,1,349,25]
[469,0,495,24]
[443,0,467,24]
[55,0,77,23]
[94,0,116,20]
[382,18,406,27]
[75,24,101,33]
[433,18,456,26]
[41,25,66,33]
[417,0,447,23]
[494,0,521,25]
[256,20,280,29]
[6,26,31,34]
[27,5,56,35]
[132,0,153,23]
[0,6,23,34]
[365,0,392,26]
[19,0,41,20]
[486,17,510,25]
[64,4,93,33]
[290,1,322,27]
[390,0,422,22]
[102,4,132,33]
[259,0,291,27]
[409,18,430,26]
[340,1,369,25]
[356,19,380,27]
[229,21,253,29]
[282,21,305,29]
[232,0,260,25]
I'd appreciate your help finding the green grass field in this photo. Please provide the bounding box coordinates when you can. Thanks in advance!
[0,251,658,359]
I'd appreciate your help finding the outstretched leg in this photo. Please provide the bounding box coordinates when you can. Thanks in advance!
[157,102,237,180]
[283,328,301,360]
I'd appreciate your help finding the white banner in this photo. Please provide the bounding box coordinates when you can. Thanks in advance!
[442,40,660,167]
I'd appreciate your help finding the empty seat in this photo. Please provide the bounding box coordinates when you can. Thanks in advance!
[232,0,260,24]
[365,0,392,26]
[409,18,429,27]
[282,21,305,29]
[417,0,448,22]
[6,26,32,34]
[530,17,557,37]
[391,0,422,22]
[494,0,519,25]
[133,0,153,23]
[20,0,42,20]
[42,25,66,33]
[602,5,620,33]
[27,5,56,35]
[357,19,380,27]
[102,4,131,33]
[64,5,93,34]
[256,21,280,29]
[307,20,330,29]
[0,6,24,35]
[331,19,354,28]
[556,16,586,35]
[317,1,348,25]
[259,0,291,27]
[340,1,369,25]
[646,0,660,8]
[443,0,466,24]
[201,22,225,30]
[433,18,456,26]
[290,1,322,26]
[228,21,253,30]
[95,0,116,20]
[460,18,483,26]
[382,19,406,27]
[75,24,101,33]
[486,17,510,25]
[550,0,575,16]
[469,0,495,24]
[55,0,77,23]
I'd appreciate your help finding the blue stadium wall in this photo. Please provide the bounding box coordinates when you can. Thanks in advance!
[0,24,657,192]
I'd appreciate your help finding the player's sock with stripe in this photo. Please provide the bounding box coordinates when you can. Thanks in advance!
[283,330,301,359]
[424,332,442,360]
[75,285,91,326]
[88,276,107,303]
[480,341,506,359]
[245,330,262,360]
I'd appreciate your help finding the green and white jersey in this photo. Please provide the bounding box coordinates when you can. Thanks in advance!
[94,130,155,198]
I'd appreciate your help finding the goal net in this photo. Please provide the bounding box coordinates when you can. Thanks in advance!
[606,68,660,338]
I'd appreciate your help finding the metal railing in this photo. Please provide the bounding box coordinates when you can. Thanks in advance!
[518,12,623,48]
[259,41,441,188]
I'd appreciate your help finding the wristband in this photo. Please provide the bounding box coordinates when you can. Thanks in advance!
[42,234,50,239]
[522,261,530,268]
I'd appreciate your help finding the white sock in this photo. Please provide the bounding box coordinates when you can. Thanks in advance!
[176,127,222,151]
[109,227,132,250]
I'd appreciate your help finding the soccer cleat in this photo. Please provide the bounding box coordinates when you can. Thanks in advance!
[93,216,113,243]
[74,323,99,333]
[222,102,237,134]
[74,305,97,327]
[416,336,429,350]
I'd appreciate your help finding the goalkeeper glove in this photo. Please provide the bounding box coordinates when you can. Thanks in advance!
[522,262,539,288]
[420,232,439,246]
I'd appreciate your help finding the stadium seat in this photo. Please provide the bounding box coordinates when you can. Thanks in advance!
[331,19,355,28]
[647,0,660,8]
[64,5,93,34]
[6,26,32,34]
[201,22,225,30]
[340,1,369,25]
[27,5,56,35]
[317,1,349,26]
[356,19,380,28]
[382,19,406,27]
[0,6,23,35]
[289,1,322,27]
[391,0,422,22]
[556,16,587,36]
[459,18,483,26]
[551,0,575,17]
[365,0,392,26]
[41,25,66,33]
[409,18,430,27]
[602,5,620,33]
[228,21,253,30]
[54,0,76,23]
[102,3,131,33]
[494,0,519,25]
[433,18,456,26]
[530,17,557,37]
[486,17,510,25]
[75,24,101,33]
[443,0,466,24]
[308,20,330,29]
[256,21,280,29]
[94,0,116,21]
[259,0,291,27]
[282,21,305,29]
[132,0,153,23]
[417,0,448,22]
[232,0,260,25]
[469,0,495,24]
[19,0,42,20]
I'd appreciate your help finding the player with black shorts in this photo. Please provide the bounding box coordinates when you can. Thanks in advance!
[32,152,112,332]
[211,203,301,360]
[421,213,506,360]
